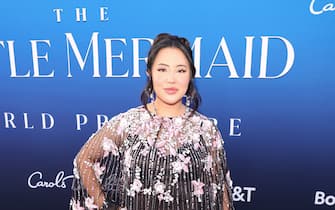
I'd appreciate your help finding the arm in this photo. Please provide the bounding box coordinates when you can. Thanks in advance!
[208,121,234,210]
[70,115,125,210]
[75,126,110,208]
[223,172,234,210]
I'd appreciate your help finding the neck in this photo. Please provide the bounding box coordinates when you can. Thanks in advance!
[149,100,186,117]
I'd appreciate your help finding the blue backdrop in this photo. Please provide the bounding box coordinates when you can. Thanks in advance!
[1,0,334,209]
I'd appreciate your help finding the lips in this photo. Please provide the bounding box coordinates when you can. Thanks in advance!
[164,87,178,94]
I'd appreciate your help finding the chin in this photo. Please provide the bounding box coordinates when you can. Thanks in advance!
[160,99,183,106]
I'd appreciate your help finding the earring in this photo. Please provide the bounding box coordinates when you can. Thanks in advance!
[149,90,155,102]
[185,95,191,107]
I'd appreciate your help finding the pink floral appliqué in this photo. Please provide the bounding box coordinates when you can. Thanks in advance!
[154,181,165,194]
[102,137,119,157]
[93,162,106,180]
[128,178,143,197]
[172,154,190,173]
[71,199,84,210]
[157,191,174,202]
[84,197,98,210]
[154,181,174,202]
[192,179,205,202]
[154,181,166,194]
[138,117,161,146]
[203,155,213,172]
[132,179,143,192]
[192,133,201,150]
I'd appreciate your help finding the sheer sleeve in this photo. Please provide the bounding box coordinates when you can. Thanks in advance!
[70,114,126,210]
[209,122,234,210]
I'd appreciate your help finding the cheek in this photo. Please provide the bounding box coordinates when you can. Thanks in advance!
[152,76,163,87]
[178,75,191,88]
[152,76,165,92]
[179,75,191,85]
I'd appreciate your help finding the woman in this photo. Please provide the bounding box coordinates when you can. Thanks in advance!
[70,33,234,210]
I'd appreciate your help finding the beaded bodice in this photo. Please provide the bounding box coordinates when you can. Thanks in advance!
[70,106,234,210]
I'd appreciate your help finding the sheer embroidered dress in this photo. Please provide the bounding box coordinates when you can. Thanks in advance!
[70,106,234,210]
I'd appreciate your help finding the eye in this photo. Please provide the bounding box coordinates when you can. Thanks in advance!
[178,69,187,73]
[157,68,167,72]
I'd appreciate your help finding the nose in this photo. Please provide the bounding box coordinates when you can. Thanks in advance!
[166,71,176,83]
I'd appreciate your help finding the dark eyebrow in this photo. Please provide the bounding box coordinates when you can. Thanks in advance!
[157,63,187,68]
[157,63,169,67]
[176,64,187,68]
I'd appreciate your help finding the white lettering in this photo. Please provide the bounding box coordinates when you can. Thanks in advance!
[310,0,335,15]
[97,114,109,130]
[2,112,56,130]
[233,186,256,202]
[243,36,255,78]
[259,36,294,79]
[243,187,256,202]
[229,118,241,136]
[191,37,202,78]
[76,8,87,22]
[7,41,30,77]
[4,112,16,128]
[105,38,128,77]
[132,38,153,78]
[100,7,109,21]
[65,32,100,77]
[27,171,73,189]
[41,113,55,129]
[76,114,88,130]
[326,195,335,206]
[1,35,295,79]
[23,113,34,129]
[30,40,54,77]
[53,8,63,22]
[206,37,238,78]
[315,191,325,205]
[315,191,335,206]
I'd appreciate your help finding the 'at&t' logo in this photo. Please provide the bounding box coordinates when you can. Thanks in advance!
[232,186,256,202]
[314,191,335,206]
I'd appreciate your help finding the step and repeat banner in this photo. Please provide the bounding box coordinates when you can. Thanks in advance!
[1,0,334,209]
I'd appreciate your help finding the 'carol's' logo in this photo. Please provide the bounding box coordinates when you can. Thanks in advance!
[310,0,335,15]
[27,171,73,189]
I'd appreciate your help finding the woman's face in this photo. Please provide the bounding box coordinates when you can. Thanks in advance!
[151,47,191,107]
